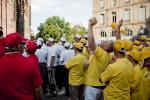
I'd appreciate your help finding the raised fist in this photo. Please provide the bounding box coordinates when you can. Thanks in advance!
[117,19,123,29]
[89,18,97,26]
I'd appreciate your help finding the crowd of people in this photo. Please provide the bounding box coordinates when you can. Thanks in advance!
[0,18,150,100]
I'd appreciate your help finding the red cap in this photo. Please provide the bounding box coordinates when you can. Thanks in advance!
[26,40,37,54]
[5,32,22,48]
[21,37,28,43]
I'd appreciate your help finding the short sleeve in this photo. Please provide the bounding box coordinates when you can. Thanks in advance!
[101,65,113,83]
[65,57,78,69]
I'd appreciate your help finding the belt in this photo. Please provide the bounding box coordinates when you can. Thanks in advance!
[91,86,106,89]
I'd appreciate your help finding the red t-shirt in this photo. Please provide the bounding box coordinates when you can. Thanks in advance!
[28,54,39,67]
[0,52,43,100]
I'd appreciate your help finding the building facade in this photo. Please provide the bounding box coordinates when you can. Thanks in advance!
[93,0,150,43]
[0,0,31,38]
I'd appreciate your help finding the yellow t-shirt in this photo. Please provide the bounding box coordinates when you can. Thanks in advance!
[84,47,109,86]
[130,64,143,100]
[65,53,86,86]
[138,67,150,100]
[82,47,89,58]
[101,58,133,100]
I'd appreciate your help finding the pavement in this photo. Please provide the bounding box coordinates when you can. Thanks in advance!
[43,95,68,100]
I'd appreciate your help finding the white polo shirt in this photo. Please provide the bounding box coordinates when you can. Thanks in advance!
[60,49,75,65]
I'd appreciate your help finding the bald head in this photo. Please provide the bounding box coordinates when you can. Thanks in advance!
[100,41,114,53]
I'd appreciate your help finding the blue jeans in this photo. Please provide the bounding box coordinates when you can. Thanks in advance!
[84,86,104,100]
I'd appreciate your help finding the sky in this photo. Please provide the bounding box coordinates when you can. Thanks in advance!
[31,0,93,34]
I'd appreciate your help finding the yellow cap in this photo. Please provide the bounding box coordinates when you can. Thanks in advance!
[114,40,125,51]
[128,49,141,61]
[146,37,150,41]
[80,38,87,45]
[147,41,150,46]
[124,40,133,51]
[140,35,147,41]
[74,43,84,50]
[140,47,150,61]
[133,40,141,46]
[111,22,117,29]
[120,30,128,34]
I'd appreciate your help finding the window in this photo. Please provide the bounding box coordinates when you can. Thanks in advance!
[124,0,130,3]
[139,6,146,21]
[100,0,104,8]
[112,12,117,22]
[124,9,130,22]
[101,31,107,37]
[112,0,116,7]
[100,14,105,25]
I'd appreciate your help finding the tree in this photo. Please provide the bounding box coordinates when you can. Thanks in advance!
[36,16,87,43]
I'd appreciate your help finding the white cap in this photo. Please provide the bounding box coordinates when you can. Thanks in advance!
[37,38,44,42]
[70,44,73,49]
[61,37,66,42]
[36,40,43,46]
[84,34,88,38]
[64,42,70,48]
[48,37,54,42]
[75,34,81,39]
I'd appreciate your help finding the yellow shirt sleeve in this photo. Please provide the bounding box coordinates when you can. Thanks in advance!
[101,65,113,83]
[131,65,142,90]
[65,57,78,69]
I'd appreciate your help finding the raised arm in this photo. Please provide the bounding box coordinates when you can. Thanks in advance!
[88,18,97,52]
[116,19,123,40]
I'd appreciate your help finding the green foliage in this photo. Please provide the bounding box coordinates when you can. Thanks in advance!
[36,16,87,43]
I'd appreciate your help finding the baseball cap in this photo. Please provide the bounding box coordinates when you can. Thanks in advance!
[37,38,44,42]
[140,47,150,61]
[48,37,54,42]
[5,32,22,48]
[114,40,125,52]
[64,42,70,48]
[61,37,66,42]
[36,40,43,46]
[75,34,81,39]
[74,43,83,50]
[26,40,37,54]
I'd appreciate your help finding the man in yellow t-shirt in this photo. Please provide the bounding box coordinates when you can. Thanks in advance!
[138,47,150,100]
[126,49,143,100]
[100,40,133,100]
[65,43,87,100]
[84,18,113,100]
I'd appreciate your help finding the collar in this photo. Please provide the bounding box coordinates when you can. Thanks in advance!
[5,52,20,55]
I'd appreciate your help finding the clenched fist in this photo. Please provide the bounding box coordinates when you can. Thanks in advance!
[89,18,97,26]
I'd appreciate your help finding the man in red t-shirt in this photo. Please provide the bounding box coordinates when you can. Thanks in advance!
[25,40,39,66]
[0,32,43,100]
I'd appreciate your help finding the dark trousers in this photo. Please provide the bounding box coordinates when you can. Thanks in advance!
[69,84,84,100]
[39,63,48,95]
[64,68,69,96]
[55,65,65,90]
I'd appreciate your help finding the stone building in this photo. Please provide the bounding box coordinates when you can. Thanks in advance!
[0,0,31,38]
[93,0,150,43]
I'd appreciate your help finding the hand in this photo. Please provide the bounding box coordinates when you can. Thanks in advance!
[89,17,97,26]
[110,56,117,64]
[117,19,123,29]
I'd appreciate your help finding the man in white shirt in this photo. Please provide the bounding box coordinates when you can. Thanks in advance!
[35,40,48,95]
[60,42,75,96]
[53,37,66,92]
